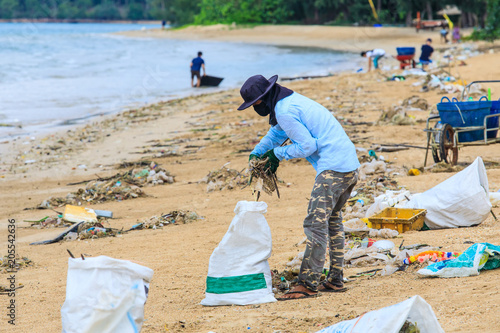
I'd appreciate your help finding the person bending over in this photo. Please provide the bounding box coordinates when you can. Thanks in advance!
[238,74,360,300]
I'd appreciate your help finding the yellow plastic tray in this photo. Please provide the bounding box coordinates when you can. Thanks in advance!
[367,207,427,233]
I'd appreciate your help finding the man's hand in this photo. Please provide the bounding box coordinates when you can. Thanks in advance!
[261,149,279,173]
[249,154,259,162]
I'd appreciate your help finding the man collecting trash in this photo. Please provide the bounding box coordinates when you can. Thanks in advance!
[238,74,360,300]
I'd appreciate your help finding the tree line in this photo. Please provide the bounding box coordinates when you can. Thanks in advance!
[0,0,496,30]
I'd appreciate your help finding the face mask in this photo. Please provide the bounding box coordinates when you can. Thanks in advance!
[253,102,270,117]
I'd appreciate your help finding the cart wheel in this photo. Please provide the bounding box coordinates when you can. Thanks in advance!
[439,124,458,165]
[431,145,441,163]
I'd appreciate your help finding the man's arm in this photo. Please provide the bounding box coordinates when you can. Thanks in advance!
[190,62,193,69]
[367,57,372,72]
[202,63,206,76]
[251,125,288,157]
[273,113,317,160]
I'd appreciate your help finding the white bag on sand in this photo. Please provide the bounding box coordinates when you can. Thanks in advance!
[317,295,444,333]
[61,256,153,333]
[201,201,276,306]
[405,157,491,229]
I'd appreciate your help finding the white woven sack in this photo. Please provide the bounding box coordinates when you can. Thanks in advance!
[405,156,491,229]
[61,256,153,333]
[201,201,276,306]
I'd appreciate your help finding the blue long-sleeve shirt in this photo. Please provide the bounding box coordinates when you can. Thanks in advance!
[251,92,360,176]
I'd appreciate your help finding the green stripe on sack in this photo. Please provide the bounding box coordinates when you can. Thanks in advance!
[206,273,267,294]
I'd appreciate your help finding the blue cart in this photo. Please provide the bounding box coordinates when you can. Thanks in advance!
[424,80,500,166]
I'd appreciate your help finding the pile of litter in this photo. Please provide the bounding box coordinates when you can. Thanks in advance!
[379,96,428,125]
[68,221,120,241]
[39,162,173,208]
[200,163,248,192]
[1,256,34,273]
[24,215,67,229]
[135,210,202,229]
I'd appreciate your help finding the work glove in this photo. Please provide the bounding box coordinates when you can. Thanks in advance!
[249,154,259,162]
[261,149,279,174]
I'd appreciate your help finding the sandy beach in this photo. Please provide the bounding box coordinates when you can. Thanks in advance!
[1,25,500,333]
[119,25,473,53]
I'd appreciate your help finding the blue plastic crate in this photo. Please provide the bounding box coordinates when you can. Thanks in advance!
[436,97,492,142]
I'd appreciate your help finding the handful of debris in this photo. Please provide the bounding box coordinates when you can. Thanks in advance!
[201,164,248,192]
[138,210,202,229]
[247,158,280,200]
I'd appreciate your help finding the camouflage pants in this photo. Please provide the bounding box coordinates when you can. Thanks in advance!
[298,170,358,292]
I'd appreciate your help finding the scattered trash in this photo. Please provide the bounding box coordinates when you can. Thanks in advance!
[403,250,461,265]
[418,243,500,278]
[63,205,98,223]
[61,256,153,333]
[136,210,202,229]
[201,201,276,306]
[365,190,412,218]
[401,96,429,111]
[30,222,84,245]
[408,168,421,176]
[372,240,395,251]
[200,163,249,192]
[369,228,399,238]
[316,295,444,333]
[94,209,113,218]
[24,215,67,229]
[1,256,33,273]
[358,160,387,181]
[37,162,173,208]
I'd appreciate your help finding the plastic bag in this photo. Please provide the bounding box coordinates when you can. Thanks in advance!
[316,295,444,333]
[201,201,276,306]
[61,256,153,333]
[405,157,491,229]
[365,190,411,218]
[418,242,500,278]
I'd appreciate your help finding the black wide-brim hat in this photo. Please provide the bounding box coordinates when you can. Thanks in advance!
[237,74,278,110]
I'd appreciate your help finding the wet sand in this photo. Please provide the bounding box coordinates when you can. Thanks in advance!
[1,25,500,332]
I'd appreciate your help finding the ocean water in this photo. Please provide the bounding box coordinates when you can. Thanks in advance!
[0,23,359,137]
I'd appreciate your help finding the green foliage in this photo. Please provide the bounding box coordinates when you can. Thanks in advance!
[0,0,493,29]
[194,0,292,24]
[0,0,19,18]
[127,3,144,20]
[89,2,122,20]
[467,0,500,42]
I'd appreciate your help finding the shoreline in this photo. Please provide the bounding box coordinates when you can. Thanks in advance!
[0,19,161,24]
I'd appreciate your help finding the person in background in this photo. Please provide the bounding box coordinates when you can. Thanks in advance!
[161,20,166,30]
[452,26,461,43]
[190,51,205,88]
[419,38,434,70]
[440,28,449,43]
[360,49,385,72]
[238,74,360,300]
